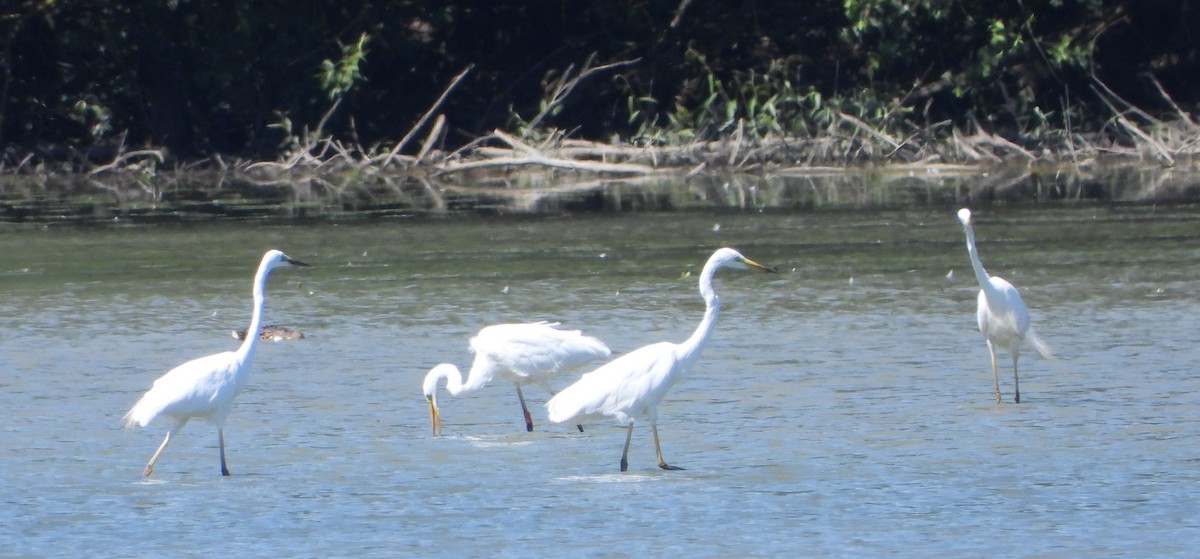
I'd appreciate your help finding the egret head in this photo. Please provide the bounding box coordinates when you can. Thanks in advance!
[422,364,457,398]
[957,208,973,226]
[262,249,310,271]
[423,364,457,436]
[712,247,777,274]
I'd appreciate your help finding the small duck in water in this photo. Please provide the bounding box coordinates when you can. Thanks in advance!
[232,324,305,341]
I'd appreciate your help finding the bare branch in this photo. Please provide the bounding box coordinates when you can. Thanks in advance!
[416,114,446,163]
[668,0,694,29]
[382,64,475,168]
[89,149,165,175]
[522,56,641,135]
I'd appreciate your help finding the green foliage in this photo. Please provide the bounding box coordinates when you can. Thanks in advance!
[627,52,911,147]
[318,32,371,101]
[1,0,1195,163]
[71,98,112,138]
[267,112,295,149]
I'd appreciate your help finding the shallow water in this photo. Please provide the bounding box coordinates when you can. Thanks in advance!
[2,204,1198,556]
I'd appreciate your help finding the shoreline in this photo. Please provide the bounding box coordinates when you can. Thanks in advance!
[4,125,1200,224]
[2,157,1198,225]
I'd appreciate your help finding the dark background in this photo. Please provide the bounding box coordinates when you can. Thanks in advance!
[2,1,1196,163]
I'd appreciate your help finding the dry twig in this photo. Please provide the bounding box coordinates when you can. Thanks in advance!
[89,149,165,175]
[381,64,475,168]
[521,56,640,136]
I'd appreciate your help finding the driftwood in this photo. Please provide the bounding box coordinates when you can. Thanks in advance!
[435,130,656,176]
[379,64,474,168]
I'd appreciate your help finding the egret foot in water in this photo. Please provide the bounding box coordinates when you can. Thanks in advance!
[957,209,1052,404]
[123,250,309,477]
[422,322,610,435]
[653,424,684,471]
[544,248,776,473]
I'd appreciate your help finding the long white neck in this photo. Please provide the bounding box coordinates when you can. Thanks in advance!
[236,259,271,360]
[678,258,722,367]
[960,223,1008,309]
[426,364,468,398]
[960,224,988,287]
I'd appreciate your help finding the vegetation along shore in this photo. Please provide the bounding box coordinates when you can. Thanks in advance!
[3,1,1199,217]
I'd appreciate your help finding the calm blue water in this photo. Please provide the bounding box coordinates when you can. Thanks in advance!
[1,205,1198,556]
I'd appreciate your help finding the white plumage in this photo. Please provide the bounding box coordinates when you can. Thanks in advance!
[547,248,776,472]
[545,342,679,427]
[124,352,248,428]
[957,208,1052,403]
[123,249,308,476]
[422,322,610,434]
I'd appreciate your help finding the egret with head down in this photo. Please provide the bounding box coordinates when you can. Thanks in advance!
[423,322,611,434]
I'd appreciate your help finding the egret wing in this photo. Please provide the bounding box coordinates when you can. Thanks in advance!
[124,351,242,427]
[472,322,610,380]
[546,342,676,425]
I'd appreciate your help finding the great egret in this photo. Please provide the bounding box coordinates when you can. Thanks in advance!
[957,208,1052,403]
[546,248,776,472]
[232,324,304,341]
[123,249,309,476]
[423,322,611,434]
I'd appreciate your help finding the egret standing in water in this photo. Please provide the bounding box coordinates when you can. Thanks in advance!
[123,249,309,476]
[423,322,610,434]
[546,248,776,472]
[957,208,1051,403]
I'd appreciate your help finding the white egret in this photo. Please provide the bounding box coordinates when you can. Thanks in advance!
[123,249,309,476]
[957,208,1052,403]
[423,322,611,434]
[546,248,776,472]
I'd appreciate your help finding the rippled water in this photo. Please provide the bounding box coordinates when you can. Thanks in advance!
[2,204,1198,556]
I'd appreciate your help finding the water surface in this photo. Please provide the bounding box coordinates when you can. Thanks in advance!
[2,204,1198,556]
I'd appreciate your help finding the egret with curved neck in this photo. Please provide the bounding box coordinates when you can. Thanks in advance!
[423,322,610,434]
[546,248,776,471]
[958,208,1051,403]
[123,249,309,476]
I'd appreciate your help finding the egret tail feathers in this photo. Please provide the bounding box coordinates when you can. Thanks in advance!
[123,391,167,428]
[545,391,577,425]
[575,336,612,362]
[546,372,613,425]
[1027,329,1054,360]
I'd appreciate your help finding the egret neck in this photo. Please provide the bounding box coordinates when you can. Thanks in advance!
[677,257,723,369]
[963,223,1002,304]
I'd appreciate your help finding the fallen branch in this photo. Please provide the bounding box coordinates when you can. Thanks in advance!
[88,149,165,175]
[491,129,540,156]
[1142,75,1194,128]
[416,114,446,163]
[522,56,640,136]
[380,64,474,168]
[436,152,654,176]
[966,131,1035,161]
[838,112,900,149]
[1092,83,1174,166]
